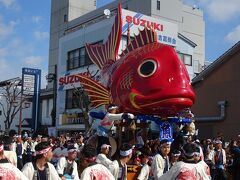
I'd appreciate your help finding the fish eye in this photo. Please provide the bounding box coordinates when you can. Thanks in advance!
[138,59,157,77]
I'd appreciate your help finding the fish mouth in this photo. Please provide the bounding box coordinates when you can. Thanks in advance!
[129,91,194,111]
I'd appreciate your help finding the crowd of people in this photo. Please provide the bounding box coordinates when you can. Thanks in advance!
[0,129,239,180]
[0,106,239,179]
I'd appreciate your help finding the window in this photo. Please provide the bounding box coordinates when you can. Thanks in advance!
[66,88,90,109]
[46,99,49,117]
[67,49,80,70]
[184,54,192,66]
[67,41,103,70]
[66,88,81,109]
[157,0,160,10]
[79,48,86,66]
[177,52,184,62]
[64,14,68,23]
[67,47,92,70]
[177,52,192,66]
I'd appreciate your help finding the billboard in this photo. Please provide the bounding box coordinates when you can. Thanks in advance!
[22,68,41,130]
[22,74,35,95]
[122,9,178,46]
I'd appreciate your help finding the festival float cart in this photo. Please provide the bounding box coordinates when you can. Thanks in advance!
[75,2,196,179]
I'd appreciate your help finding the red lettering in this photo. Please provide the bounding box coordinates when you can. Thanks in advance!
[125,15,164,31]
[65,76,69,84]
[140,19,146,26]
[70,75,75,84]
[133,17,140,25]
[58,71,99,86]
[152,23,163,31]
[126,15,132,23]
[74,75,80,83]
[146,21,153,29]
[59,77,65,86]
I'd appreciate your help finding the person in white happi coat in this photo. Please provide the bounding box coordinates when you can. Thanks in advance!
[151,139,171,179]
[96,144,113,168]
[0,143,28,180]
[2,135,17,167]
[74,135,84,151]
[89,104,134,153]
[56,145,79,180]
[109,143,133,180]
[169,150,181,168]
[158,142,211,180]
[80,144,115,180]
[22,141,60,180]
[210,140,227,180]
[137,152,152,180]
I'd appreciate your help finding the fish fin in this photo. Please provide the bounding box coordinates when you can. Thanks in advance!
[120,27,157,57]
[75,74,112,108]
[85,3,122,69]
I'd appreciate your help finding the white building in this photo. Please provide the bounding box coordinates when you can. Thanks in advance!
[47,0,205,132]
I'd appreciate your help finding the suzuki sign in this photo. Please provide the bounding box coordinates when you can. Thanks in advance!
[122,9,178,46]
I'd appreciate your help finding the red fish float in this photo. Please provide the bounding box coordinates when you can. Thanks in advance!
[76,4,195,116]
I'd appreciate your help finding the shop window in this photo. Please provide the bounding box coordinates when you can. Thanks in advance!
[66,89,81,109]
[157,0,160,10]
[66,88,90,110]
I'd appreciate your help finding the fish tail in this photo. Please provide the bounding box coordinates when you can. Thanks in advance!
[75,74,112,108]
[86,3,122,69]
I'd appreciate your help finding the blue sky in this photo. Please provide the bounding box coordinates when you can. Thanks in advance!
[0,0,239,87]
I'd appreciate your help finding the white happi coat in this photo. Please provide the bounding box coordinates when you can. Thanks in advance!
[137,164,151,180]
[98,113,123,137]
[211,148,226,168]
[158,160,211,180]
[80,163,115,180]
[109,160,128,180]
[151,154,169,179]
[22,162,61,180]
[56,157,79,180]
[4,151,17,167]
[96,153,113,168]
[0,162,28,180]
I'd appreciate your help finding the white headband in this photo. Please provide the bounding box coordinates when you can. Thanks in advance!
[0,144,3,152]
[68,149,78,153]
[172,152,181,156]
[108,106,118,110]
[120,149,132,156]
[182,149,200,157]
[160,142,171,148]
[35,147,52,155]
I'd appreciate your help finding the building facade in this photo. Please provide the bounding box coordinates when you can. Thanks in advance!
[48,0,205,132]
[192,42,240,140]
